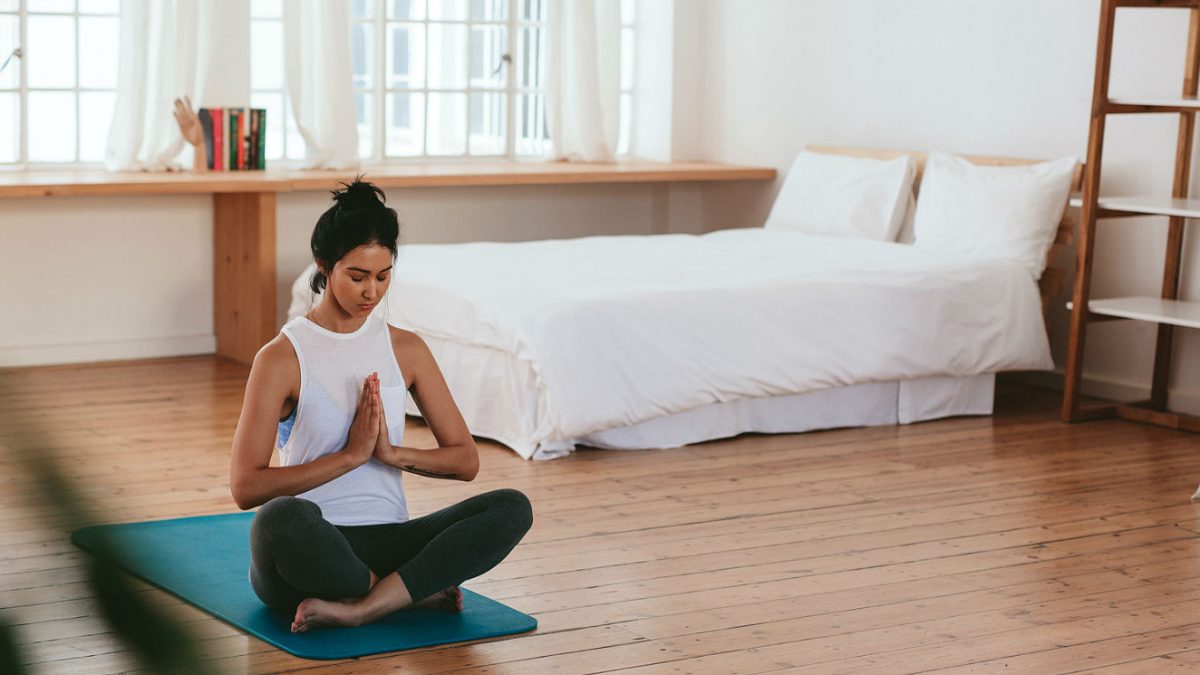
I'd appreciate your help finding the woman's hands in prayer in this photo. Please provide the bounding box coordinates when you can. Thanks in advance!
[373,384,395,465]
[342,372,381,468]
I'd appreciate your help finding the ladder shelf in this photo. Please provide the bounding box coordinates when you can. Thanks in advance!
[1061,0,1199,432]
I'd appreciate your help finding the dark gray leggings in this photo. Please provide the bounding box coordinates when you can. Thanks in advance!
[248,488,533,614]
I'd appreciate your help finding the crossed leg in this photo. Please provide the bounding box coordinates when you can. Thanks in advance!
[290,488,534,632]
[247,496,373,616]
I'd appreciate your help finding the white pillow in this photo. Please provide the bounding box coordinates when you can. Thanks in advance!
[764,151,917,241]
[912,152,1077,276]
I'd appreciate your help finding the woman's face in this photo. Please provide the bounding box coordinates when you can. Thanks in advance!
[320,243,393,317]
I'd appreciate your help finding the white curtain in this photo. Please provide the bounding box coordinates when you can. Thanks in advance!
[282,0,359,170]
[545,0,621,162]
[106,0,250,172]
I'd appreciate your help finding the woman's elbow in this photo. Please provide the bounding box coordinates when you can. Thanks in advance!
[229,476,261,511]
[460,445,480,481]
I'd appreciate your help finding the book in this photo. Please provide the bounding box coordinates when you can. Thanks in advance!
[248,109,257,171]
[198,108,213,170]
[257,109,266,169]
[241,108,248,169]
[211,107,222,171]
[197,106,267,171]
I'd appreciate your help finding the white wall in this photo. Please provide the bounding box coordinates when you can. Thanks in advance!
[0,184,702,366]
[697,0,1200,413]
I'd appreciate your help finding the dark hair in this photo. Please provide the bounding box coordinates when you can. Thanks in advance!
[309,175,400,294]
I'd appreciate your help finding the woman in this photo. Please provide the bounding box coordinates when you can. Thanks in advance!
[229,178,533,633]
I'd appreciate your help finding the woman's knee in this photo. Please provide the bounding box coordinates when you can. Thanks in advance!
[488,488,533,535]
[251,496,322,542]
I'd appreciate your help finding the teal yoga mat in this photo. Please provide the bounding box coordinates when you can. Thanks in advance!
[70,512,537,660]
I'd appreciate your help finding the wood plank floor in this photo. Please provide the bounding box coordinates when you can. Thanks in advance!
[1,355,1199,674]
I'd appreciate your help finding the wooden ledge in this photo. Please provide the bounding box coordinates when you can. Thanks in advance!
[0,160,777,198]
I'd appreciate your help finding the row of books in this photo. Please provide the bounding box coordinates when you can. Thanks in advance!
[197,108,267,171]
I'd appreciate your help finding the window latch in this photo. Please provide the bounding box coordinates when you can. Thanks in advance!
[491,53,512,76]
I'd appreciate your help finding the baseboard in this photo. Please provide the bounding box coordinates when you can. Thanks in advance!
[0,335,217,367]
[1002,370,1200,415]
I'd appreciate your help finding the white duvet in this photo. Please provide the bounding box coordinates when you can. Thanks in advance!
[324,229,1053,448]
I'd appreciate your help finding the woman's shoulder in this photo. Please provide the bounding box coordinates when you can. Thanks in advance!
[385,324,425,348]
[253,331,300,373]
[385,325,433,389]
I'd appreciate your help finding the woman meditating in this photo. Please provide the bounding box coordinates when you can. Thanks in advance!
[228,178,533,633]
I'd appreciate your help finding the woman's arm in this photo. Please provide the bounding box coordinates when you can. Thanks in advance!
[229,339,378,510]
[373,329,479,481]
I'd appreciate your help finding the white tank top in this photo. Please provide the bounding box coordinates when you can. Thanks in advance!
[278,310,409,526]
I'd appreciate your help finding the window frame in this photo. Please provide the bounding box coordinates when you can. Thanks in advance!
[0,0,121,169]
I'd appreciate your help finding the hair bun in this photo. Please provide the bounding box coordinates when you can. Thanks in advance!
[331,175,386,210]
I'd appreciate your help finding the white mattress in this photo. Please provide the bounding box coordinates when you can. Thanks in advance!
[405,331,995,460]
[288,229,1045,460]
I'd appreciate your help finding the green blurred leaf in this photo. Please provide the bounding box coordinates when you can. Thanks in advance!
[0,613,28,675]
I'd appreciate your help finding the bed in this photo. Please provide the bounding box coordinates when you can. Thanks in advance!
[287,148,1079,460]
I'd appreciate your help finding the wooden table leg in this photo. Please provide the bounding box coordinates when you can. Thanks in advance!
[213,192,277,365]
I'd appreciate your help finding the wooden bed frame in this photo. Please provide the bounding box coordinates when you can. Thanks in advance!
[808,146,1083,335]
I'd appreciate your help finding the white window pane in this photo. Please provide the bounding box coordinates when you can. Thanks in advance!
[470,25,506,89]
[79,91,115,162]
[0,92,17,162]
[356,91,374,160]
[428,0,467,20]
[470,0,505,21]
[251,20,283,90]
[427,93,465,155]
[29,91,76,162]
[620,0,634,25]
[517,26,543,88]
[0,0,16,10]
[469,92,503,155]
[617,93,630,156]
[251,92,284,161]
[386,92,424,156]
[79,17,118,89]
[285,99,305,160]
[28,15,75,88]
[519,0,545,22]
[390,0,425,20]
[351,22,372,89]
[516,92,548,156]
[0,16,18,88]
[78,0,118,13]
[350,0,371,19]
[620,27,633,91]
[251,0,281,19]
[28,0,73,12]
[387,24,425,88]
[427,24,467,89]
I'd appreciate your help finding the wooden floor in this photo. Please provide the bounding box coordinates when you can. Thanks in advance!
[2,356,1200,674]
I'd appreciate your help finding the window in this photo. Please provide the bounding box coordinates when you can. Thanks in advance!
[251,0,303,163]
[346,0,635,163]
[0,0,120,168]
[0,0,634,168]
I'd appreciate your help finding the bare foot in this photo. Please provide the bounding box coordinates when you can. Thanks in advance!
[291,597,362,633]
[413,586,464,612]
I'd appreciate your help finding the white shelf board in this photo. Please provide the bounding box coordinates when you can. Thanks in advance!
[1066,296,1200,329]
[1067,195,1200,218]
[1108,95,1200,109]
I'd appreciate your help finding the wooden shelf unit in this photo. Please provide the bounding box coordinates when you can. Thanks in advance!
[1062,0,1200,430]
[0,160,775,365]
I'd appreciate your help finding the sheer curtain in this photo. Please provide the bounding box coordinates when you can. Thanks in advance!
[106,0,249,171]
[282,0,359,170]
[545,0,621,162]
